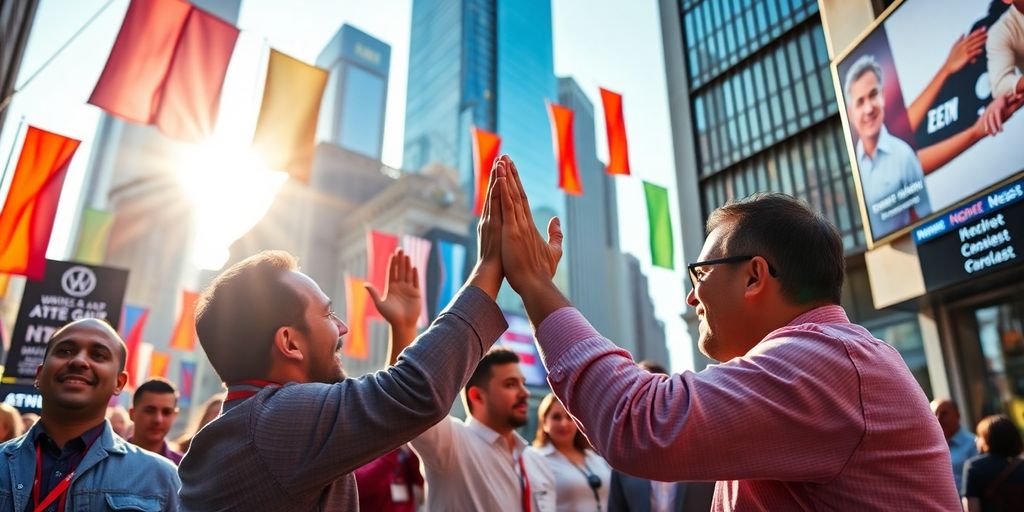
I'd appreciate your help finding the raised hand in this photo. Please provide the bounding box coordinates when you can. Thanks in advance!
[466,155,506,300]
[495,155,563,293]
[366,249,422,356]
[979,91,1024,136]
[943,27,986,76]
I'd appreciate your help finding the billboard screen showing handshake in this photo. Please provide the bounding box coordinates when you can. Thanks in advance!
[832,0,1024,247]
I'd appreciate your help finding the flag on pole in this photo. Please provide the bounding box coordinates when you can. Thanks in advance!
[401,234,432,327]
[644,182,674,269]
[179,360,197,406]
[135,342,155,382]
[88,0,239,141]
[471,127,501,216]
[344,276,369,360]
[120,304,150,390]
[169,290,200,351]
[435,240,467,316]
[251,49,328,183]
[149,351,170,379]
[73,209,114,264]
[599,87,631,176]
[366,230,399,319]
[547,102,582,195]
[0,126,80,280]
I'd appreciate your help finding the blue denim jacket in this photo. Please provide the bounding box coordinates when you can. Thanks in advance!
[0,420,180,511]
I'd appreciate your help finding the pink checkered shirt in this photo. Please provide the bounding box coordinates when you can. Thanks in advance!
[537,305,960,511]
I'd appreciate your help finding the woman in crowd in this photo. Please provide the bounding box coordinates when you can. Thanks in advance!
[0,403,23,443]
[962,414,1024,511]
[175,393,225,453]
[531,393,611,512]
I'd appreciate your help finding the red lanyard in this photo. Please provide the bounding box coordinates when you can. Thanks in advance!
[518,452,532,512]
[33,436,98,512]
[225,379,281,401]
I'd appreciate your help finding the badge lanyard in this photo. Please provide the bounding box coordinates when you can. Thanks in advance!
[518,452,532,512]
[33,435,98,512]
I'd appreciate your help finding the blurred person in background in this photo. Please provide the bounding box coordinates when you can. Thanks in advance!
[129,377,183,464]
[961,414,1024,511]
[0,403,24,442]
[175,392,225,453]
[532,392,611,512]
[106,404,132,439]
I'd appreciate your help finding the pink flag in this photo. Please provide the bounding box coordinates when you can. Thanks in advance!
[89,0,239,141]
[366,230,399,319]
[401,234,432,327]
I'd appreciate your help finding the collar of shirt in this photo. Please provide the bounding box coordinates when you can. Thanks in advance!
[856,125,899,164]
[783,304,850,329]
[465,417,528,455]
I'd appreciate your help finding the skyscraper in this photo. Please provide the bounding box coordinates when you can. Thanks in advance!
[316,24,390,160]
[403,0,565,310]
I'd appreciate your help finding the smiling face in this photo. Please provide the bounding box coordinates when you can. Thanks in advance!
[476,362,530,431]
[848,70,885,143]
[281,271,349,384]
[541,399,578,448]
[36,319,127,420]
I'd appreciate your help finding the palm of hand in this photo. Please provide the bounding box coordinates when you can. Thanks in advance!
[377,279,422,326]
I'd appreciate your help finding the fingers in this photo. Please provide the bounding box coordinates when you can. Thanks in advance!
[402,251,411,282]
[411,267,420,290]
[505,157,532,229]
[486,159,504,224]
[547,217,563,249]
[364,283,383,308]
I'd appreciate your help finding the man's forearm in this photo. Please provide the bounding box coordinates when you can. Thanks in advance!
[519,279,571,330]
[388,324,418,365]
[466,263,502,301]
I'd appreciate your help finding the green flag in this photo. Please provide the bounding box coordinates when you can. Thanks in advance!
[644,182,674,269]
[74,209,114,264]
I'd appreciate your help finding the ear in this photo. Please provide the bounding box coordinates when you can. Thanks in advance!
[467,386,483,408]
[273,326,305,363]
[114,372,128,396]
[743,256,773,299]
[128,406,136,420]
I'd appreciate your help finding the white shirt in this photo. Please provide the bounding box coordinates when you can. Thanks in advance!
[650,480,677,512]
[531,444,611,512]
[411,416,556,512]
[988,6,1024,97]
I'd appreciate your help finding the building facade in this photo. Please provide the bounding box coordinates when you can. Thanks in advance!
[316,24,391,160]
[660,0,934,392]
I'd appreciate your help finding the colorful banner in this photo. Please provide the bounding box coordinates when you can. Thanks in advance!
[366,230,399,319]
[435,240,467,316]
[136,342,155,380]
[88,0,239,141]
[644,182,674,269]
[401,234,432,327]
[149,351,170,379]
[344,276,369,360]
[120,305,150,390]
[547,102,582,195]
[73,209,114,265]
[0,127,80,280]
[599,87,631,176]
[251,49,328,183]
[169,290,200,351]
[179,360,196,406]
[471,127,501,216]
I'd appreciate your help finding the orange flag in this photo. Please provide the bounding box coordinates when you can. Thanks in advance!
[149,351,171,378]
[0,126,80,280]
[366,230,398,319]
[88,0,239,141]
[547,102,582,196]
[471,127,501,215]
[599,87,631,176]
[344,276,369,360]
[169,290,200,351]
[251,50,329,183]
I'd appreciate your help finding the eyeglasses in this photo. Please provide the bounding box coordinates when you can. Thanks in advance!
[687,255,777,289]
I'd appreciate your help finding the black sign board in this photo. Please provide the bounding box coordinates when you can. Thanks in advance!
[0,260,128,396]
[917,180,1024,291]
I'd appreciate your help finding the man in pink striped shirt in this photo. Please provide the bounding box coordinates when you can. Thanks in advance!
[490,155,961,510]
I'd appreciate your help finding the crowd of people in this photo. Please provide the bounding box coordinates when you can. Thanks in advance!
[1,155,1022,511]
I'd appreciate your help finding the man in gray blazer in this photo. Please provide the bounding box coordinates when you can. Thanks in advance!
[178,170,509,510]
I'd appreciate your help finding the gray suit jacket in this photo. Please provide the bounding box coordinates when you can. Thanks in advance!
[608,470,715,512]
[178,286,507,511]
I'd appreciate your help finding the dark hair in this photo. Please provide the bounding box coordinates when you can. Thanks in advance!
[638,360,667,375]
[464,348,520,413]
[195,251,307,383]
[46,318,128,372]
[134,377,178,406]
[533,393,589,452]
[977,415,1023,457]
[707,193,845,305]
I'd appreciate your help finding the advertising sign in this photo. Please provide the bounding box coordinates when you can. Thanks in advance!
[496,313,547,387]
[0,260,128,409]
[833,0,1024,247]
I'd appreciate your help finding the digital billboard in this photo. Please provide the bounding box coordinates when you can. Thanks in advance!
[832,0,1024,247]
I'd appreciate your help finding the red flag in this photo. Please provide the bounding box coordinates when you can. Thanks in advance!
[599,87,631,176]
[0,126,80,280]
[344,276,369,360]
[547,102,582,196]
[471,127,501,215]
[89,0,239,141]
[366,230,399,319]
[120,305,150,390]
[401,234,432,327]
[169,290,200,350]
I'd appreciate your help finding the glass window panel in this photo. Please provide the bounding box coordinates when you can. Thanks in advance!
[738,112,750,149]
[752,62,766,99]
[775,47,791,86]
[684,10,696,47]
[723,79,735,117]
[766,0,779,27]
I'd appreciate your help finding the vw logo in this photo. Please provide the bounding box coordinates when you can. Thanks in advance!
[61,266,97,298]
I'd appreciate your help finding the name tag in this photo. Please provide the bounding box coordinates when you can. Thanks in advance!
[390,483,410,502]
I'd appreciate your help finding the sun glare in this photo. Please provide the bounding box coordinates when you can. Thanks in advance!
[177,139,288,270]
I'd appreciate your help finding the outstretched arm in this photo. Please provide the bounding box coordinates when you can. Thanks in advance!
[907,28,986,133]
[366,249,423,365]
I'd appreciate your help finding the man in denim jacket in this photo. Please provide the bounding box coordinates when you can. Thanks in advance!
[0,318,180,511]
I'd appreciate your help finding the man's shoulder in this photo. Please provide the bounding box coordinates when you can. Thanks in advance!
[119,442,180,474]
